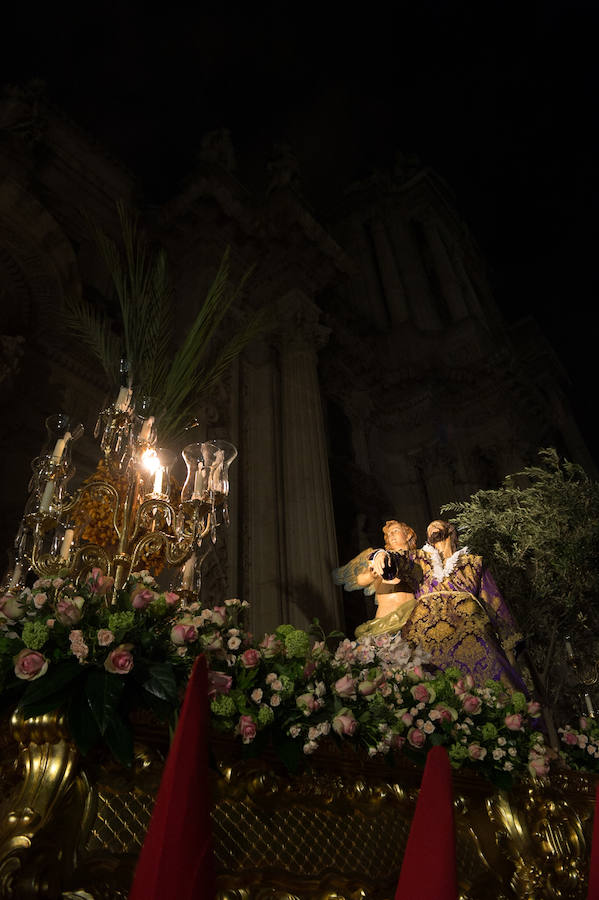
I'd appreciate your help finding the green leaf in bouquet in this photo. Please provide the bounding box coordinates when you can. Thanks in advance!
[85,669,126,735]
[19,660,82,718]
[104,715,134,767]
[67,689,101,756]
[272,731,302,774]
[143,663,178,704]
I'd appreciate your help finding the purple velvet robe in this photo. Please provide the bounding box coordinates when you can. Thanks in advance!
[383,549,524,688]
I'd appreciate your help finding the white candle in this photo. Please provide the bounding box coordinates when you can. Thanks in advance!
[192,467,204,500]
[208,450,225,492]
[584,693,595,717]
[9,563,22,590]
[152,467,164,496]
[182,554,196,590]
[565,639,574,659]
[51,431,71,463]
[116,387,132,410]
[39,480,55,513]
[140,416,154,442]
[60,528,75,560]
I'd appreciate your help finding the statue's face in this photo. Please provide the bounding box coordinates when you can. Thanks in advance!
[385,522,409,551]
[427,520,455,548]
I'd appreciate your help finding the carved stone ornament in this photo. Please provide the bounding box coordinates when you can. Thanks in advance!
[0,714,595,899]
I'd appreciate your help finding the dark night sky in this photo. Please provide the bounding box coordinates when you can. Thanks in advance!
[2,0,598,458]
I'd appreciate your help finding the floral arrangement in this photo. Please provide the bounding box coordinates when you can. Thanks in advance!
[558,717,599,773]
[1,572,551,786]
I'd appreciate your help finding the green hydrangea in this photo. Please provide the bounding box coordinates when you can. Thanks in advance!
[275,624,295,638]
[21,621,49,650]
[149,596,167,617]
[448,743,469,764]
[481,722,498,741]
[277,674,295,698]
[284,629,310,659]
[511,691,527,713]
[210,694,237,717]
[212,717,234,732]
[108,611,135,637]
[258,705,275,727]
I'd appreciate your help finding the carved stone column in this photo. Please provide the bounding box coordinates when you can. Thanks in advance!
[240,341,286,637]
[276,291,342,634]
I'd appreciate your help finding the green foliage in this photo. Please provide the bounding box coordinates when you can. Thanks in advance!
[442,448,599,709]
[62,202,265,441]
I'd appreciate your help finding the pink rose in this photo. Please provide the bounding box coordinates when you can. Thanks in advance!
[332,710,358,736]
[401,712,414,727]
[358,680,378,696]
[104,644,134,675]
[260,633,283,658]
[131,586,156,609]
[164,591,180,607]
[97,629,115,647]
[56,598,83,626]
[434,703,458,723]
[407,727,426,748]
[563,731,578,746]
[528,754,550,777]
[334,674,356,698]
[580,717,589,731]
[33,592,48,609]
[238,714,257,744]
[527,701,542,717]
[468,743,487,760]
[411,683,435,703]
[453,675,475,696]
[171,624,198,645]
[0,594,25,621]
[14,648,48,681]
[504,713,524,731]
[207,670,233,697]
[240,648,260,669]
[461,694,482,715]
[87,568,114,596]
[296,692,319,714]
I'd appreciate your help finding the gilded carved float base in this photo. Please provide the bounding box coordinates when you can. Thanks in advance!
[0,714,595,899]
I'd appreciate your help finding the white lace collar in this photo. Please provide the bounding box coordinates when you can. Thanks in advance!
[422,544,469,580]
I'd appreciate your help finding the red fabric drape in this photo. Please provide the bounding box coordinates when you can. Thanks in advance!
[129,655,215,900]
[395,745,458,900]
[588,783,599,898]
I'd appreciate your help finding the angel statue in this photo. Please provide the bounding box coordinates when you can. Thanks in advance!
[333,520,424,640]
[370,519,525,689]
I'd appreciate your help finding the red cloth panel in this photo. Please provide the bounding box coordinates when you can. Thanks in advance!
[129,655,215,900]
[395,745,458,899]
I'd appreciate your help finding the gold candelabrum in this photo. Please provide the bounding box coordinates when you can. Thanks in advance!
[2,389,237,604]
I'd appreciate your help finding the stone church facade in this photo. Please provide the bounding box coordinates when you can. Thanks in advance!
[0,85,592,639]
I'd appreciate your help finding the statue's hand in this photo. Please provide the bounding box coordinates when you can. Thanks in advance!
[369,550,389,577]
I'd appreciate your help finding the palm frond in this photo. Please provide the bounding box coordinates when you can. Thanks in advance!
[61,294,121,387]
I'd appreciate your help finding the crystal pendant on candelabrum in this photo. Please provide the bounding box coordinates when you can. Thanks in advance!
[26,414,83,526]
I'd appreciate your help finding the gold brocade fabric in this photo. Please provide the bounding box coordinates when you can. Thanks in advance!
[403,590,516,687]
[355,597,418,639]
